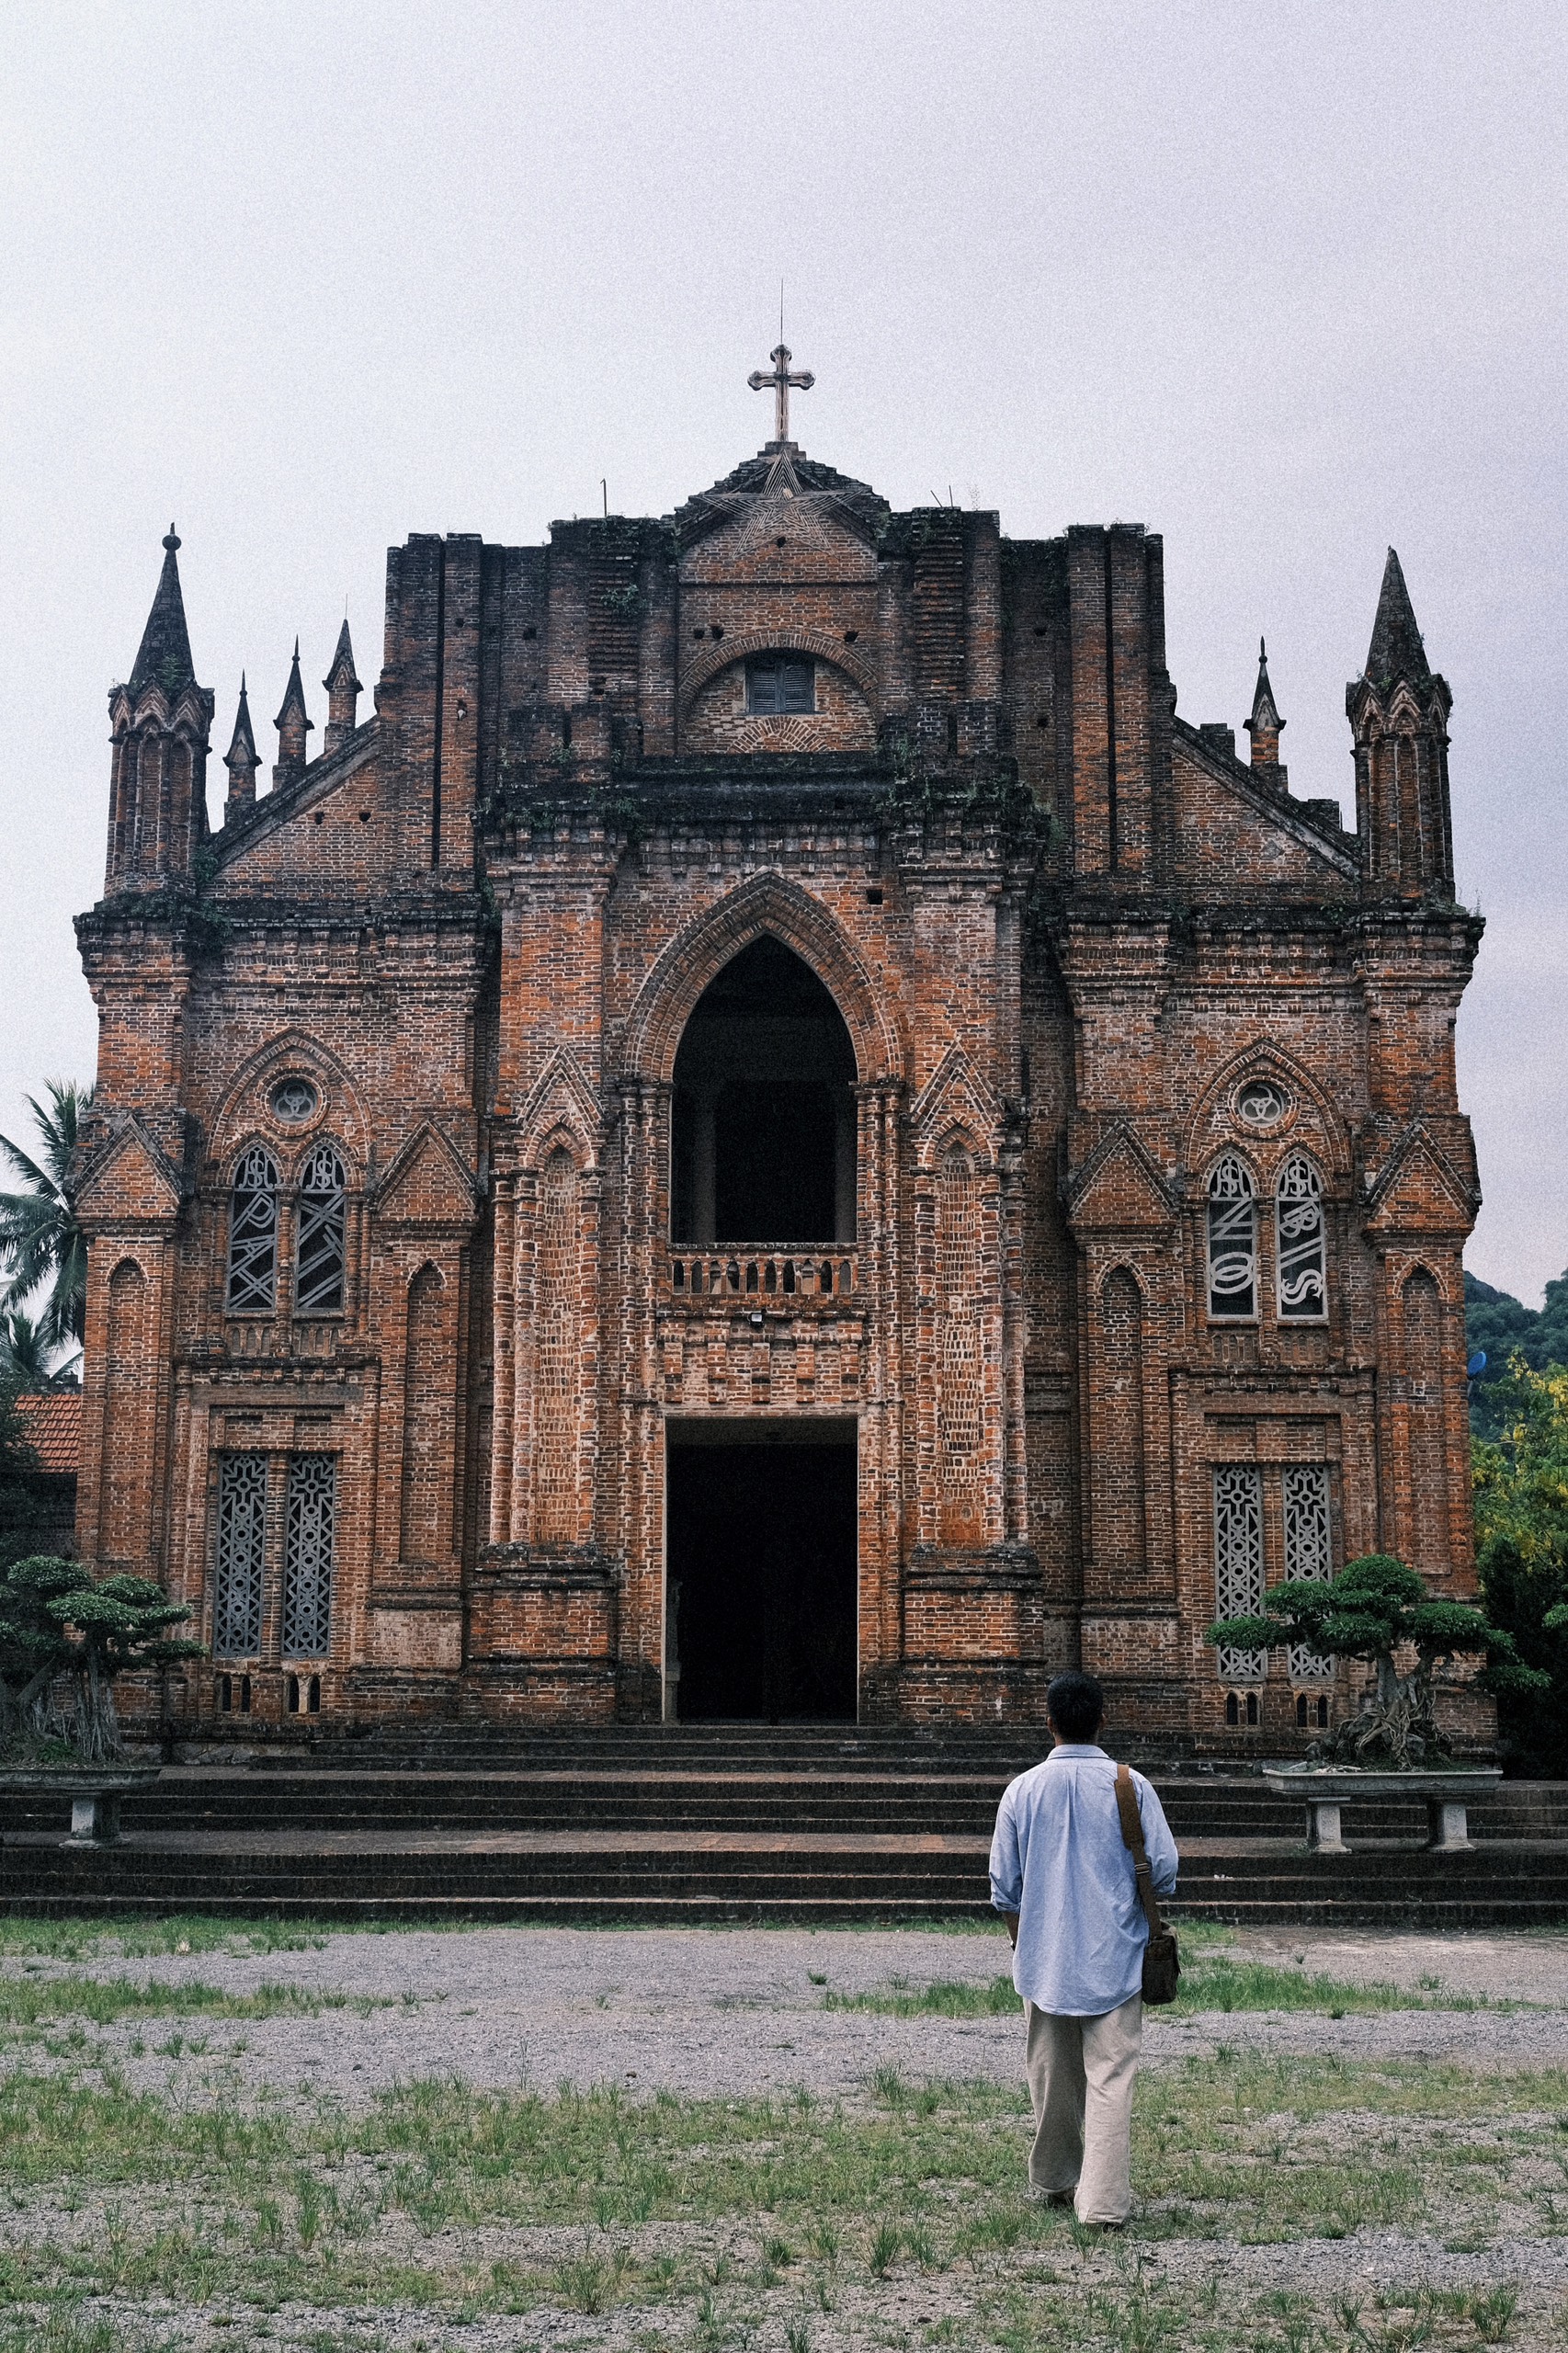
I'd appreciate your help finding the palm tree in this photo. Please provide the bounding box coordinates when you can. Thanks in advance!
[0,1306,75,1392]
[0,1081,95,1348]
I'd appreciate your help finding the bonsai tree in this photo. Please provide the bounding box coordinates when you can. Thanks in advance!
[1208,1552,1547,1768]
[0,1554,202,1765]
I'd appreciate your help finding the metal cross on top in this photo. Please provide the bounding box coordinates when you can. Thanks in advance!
[748,344,814,444]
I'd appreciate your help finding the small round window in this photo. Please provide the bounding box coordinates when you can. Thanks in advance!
[1234,1078,1290,1130]
[270,1077,318,1126]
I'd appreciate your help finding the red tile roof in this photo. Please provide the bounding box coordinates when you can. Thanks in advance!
[16,1392,82,1474]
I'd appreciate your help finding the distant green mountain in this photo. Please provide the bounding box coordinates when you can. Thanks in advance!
[1465,1267,1568,1438]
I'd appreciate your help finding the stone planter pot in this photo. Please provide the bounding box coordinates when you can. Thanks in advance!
[0,1766,163,1846]
[1262,1764,1503,1855]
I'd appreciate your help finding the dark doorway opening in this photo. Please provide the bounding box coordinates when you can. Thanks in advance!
[671,936,856,1246]
[666,1426,857,1722]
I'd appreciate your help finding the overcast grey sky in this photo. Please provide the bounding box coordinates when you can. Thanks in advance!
[2,1,1563,1300]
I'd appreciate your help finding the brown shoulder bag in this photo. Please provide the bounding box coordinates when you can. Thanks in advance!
[1114,1762,1181,2006]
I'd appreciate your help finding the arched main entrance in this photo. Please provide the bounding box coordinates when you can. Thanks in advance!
[664,936,860,1720]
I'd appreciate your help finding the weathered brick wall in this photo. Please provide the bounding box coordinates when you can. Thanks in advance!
[75,438,1487,1747]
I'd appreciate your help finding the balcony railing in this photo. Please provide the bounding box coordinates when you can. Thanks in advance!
[667,1247,857,1305]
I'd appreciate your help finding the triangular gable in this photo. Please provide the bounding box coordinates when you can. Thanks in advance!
[908,1046,1002,1165]
[72,1117,185,1230]
[372,1123,481,1233]
[1364,1124,1479,1237]
[211,721,381,873]
[516,1051,603,1171]
[679,492,879,586]
[1064,1124,1176,1235]
[1173,722,1358,882]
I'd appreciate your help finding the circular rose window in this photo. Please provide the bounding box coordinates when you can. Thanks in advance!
[270,1076,319,1126]
[1234,1078,1290,1130]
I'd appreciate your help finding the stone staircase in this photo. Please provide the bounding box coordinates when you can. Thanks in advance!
[3,1727,1565,1927]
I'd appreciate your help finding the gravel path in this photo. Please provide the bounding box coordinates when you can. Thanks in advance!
[10,1921,1568,2106]
[6,1924,1568,2350]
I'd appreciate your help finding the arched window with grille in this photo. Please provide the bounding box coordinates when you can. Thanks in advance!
[295,1142,347,1314]
[227,1144,278,1313]
[1206,1155,1257,1320]
[1276,1154,1327,1321]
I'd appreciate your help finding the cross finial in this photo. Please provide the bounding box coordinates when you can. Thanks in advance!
[747,343,814,445]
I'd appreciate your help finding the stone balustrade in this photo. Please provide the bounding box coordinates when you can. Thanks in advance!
[666,1247,856,1307]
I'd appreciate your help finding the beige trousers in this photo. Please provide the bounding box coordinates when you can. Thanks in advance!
[1023,1993,1142,2222]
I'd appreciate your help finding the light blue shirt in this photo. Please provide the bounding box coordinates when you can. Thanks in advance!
[989,1744,1179,2017]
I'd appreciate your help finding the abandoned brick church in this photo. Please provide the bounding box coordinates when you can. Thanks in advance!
[72,354,1485,1746]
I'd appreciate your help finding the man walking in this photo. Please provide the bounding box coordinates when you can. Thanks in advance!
[989,1670,1178,2227]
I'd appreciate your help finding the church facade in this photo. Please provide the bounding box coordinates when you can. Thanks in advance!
[72,358,1486,1745]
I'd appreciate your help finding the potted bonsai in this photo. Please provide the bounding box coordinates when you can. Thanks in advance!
[0,1554,202,1841]
[1207,1552,1547,1852]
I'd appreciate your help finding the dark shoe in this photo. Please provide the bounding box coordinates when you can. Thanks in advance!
[1028,2187,1075,2206]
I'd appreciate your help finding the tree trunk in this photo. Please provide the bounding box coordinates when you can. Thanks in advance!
[77,1644,123,1765]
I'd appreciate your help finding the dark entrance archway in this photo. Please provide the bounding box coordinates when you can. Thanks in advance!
[665,1420,858,1722]
[670,936,857,1248]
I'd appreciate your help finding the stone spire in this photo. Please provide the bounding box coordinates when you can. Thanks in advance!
[128,527,195,699]
[273,639,314,790]
[1347,549,1452,899]
[104,529,214,892]
[1244,638,1286,785]
[222,675,260,819]
[322,619,364,756]
[1363,547,1429,690]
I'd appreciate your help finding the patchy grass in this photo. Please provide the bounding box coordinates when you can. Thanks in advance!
[0,1915,345,1961]
[0,1975,399,2033]
[823,1949,1514,2021]
[0,2049,1562,2344]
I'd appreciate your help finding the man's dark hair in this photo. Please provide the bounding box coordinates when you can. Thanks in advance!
[1045,1671,1104,1743]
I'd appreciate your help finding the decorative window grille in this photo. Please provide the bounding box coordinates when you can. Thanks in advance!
[1206,1157,1257,1319]
[212,1453,267,1658]
[1235,1078,1290,1129]
[1276,1156,1328,1321]
[1212,1463,1266,1681]
[270,1075,318,1125]
[227,1144,279,1312]
[745,654,815,715]
[1282,1462,1335,1681]
[295,1143,347,1314]
[281,1455,335,1657]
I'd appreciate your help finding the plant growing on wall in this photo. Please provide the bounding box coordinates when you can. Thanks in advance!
[0,1555,202,1764]
[1207,1552,1544,1768]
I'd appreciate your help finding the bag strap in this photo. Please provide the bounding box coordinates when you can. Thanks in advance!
[1114,1761,1168,1942]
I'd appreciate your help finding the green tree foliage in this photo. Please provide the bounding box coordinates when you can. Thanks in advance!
[0,1553,201,1763]
[1473,1361,1568,1773]
[0,1305,76,1392]
[1207,1552,1543,1768]
[0,1080,95,1350]
[1465,1266,1568,1439]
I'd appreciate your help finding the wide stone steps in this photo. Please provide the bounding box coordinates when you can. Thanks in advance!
[4,1763,1564,1843]
[2,1733,1563,1926]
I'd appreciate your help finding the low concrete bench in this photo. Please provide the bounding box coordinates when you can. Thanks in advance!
[1262,1765,1503,1855]
[0,1767,162,1846]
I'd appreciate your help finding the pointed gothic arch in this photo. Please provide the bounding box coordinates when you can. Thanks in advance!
[1184,1036,1349,1188]
[516,1049,603,1176]
[619,874,900,1089]
[210,1027,371,1164]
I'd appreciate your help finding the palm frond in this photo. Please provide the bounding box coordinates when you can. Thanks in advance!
[0,1135,55,1197]
[27,1082,92,1190]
